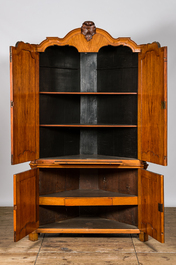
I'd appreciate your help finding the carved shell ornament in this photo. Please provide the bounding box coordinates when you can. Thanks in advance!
[81,21,96,41]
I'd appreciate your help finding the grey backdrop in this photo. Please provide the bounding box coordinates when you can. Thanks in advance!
[0,0,175,206]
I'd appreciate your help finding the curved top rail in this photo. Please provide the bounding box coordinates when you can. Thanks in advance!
[36,26,141,53]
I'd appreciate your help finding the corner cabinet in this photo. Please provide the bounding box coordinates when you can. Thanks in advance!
[10,21,167,243]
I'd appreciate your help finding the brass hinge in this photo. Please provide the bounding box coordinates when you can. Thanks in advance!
[161,101,166,109]
[158,203,164,212]
[11,101,14,107]
[14,205,17,211]
[10,47,12,63]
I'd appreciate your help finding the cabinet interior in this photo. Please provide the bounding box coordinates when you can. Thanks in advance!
[39,45,138,159]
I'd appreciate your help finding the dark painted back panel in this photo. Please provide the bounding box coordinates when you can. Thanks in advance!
[98,128,137,158]
[40,46,80,69]
[40,95,80,124]
[97,95,137,125]
[40,46,80,92]
[40,68,80,92]
[40,127,80,158]
[97,45,138,92]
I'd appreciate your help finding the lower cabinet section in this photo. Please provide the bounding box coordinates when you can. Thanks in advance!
[13,166,164,243]
[38,167,138,235]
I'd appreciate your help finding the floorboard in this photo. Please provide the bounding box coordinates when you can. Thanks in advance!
[0,207,176,265]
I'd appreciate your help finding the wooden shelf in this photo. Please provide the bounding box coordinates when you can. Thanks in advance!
[37,217,140,234]
[39,189,138,206]
[30,155,144,168]
[40,124,137,128]
[39,92,137,95]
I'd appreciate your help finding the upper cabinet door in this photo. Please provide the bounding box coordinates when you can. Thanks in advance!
[138,169,164,243]
[138,43,167,165]
[10,43,39,164]
[14,168,39,242]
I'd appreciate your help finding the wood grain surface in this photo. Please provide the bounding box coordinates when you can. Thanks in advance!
[10,43,39,164]
[14,169,39,242]
[39,189,138,206]
[138,169,164,243]
[138,43,167,165]
[36,28,141,53]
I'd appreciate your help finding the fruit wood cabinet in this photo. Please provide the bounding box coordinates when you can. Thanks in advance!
[10,21,167,243]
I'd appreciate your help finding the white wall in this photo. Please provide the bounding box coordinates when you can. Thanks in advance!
[0,0,175,206]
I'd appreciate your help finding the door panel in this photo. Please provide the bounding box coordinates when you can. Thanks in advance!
[10,43,39,164]
[138,43,167,165]
[14,168,39,242]
[138,169,164,243]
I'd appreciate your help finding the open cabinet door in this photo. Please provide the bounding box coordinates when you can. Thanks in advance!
[138,169,164,243]
[14,168,39,242]
[10,43,39,165]
[138,43,167,165]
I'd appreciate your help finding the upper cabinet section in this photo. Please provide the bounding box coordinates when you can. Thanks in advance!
[10,21,167,166]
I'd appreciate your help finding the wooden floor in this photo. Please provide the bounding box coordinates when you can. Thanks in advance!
[0,207,176,265]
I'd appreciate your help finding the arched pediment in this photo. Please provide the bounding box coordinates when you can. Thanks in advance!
[37,22,141,53]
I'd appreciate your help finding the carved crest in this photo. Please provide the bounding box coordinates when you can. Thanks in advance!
[81,21,96,41]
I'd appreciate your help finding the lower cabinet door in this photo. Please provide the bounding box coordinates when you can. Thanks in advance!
[138,169,164,243]
[13,168,39,242]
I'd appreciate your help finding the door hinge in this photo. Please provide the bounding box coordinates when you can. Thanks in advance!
[14,205,17,211]
[11,101,14,107]
[11,154,13,164]
[10,47,12,63]
[161,101,166,109]
[14,231,16,242]
[158,203,164,212]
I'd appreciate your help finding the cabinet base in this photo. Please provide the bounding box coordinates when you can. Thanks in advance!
[139,232,148,242]
[28,230,147,242]
[28,218,147,242]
